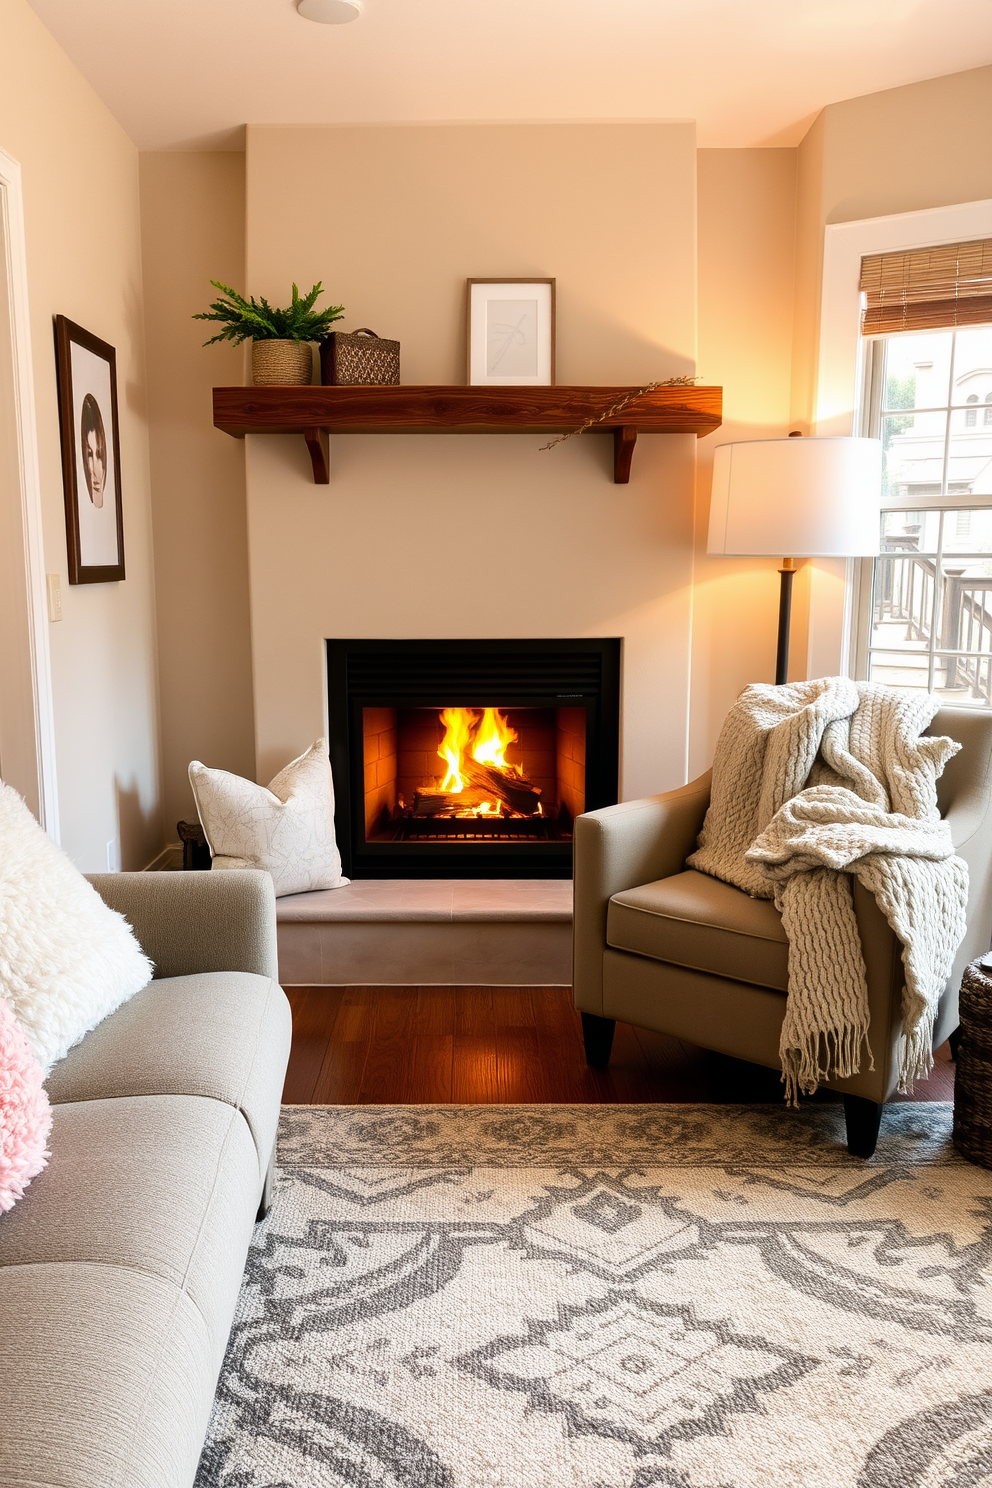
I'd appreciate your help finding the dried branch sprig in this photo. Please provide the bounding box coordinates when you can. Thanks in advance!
[539,375,701,451]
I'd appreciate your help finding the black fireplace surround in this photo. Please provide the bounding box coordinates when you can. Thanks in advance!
[326,638,621,878]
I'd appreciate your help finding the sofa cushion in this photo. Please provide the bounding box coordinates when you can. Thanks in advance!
[0,1094,258,1359]
[0,1261,215,1488]
[0,780,152,1072]
[43,972,292,1178]
[0,993,51,1213]
[607,869,789,992]
[189,737,349,896]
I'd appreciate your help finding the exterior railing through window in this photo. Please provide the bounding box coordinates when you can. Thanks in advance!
[874,541,992,703]
[857,320,992,704]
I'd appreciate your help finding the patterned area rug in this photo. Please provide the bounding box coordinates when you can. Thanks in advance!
[196,1103,992,1488]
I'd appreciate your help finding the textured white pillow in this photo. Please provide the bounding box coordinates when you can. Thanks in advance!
[0,782,153,1072]
[188,739,349,897]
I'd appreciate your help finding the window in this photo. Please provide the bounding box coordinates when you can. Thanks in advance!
[857,325,992,703]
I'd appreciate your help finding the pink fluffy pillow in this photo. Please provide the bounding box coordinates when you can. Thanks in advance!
[0,994,51,1212]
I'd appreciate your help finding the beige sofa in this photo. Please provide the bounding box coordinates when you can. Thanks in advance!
[0,869,292,1488]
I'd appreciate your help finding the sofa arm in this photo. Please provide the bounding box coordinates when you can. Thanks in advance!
[572,773,712,1016]
[86,869,279,983]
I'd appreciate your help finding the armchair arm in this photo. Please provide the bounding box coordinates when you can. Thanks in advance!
[572,772,712,1015]
[944,744,992,982]
[86,869,279,983]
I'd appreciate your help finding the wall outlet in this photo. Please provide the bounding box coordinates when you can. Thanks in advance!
[106,839,120,872]
[46,573,62,622]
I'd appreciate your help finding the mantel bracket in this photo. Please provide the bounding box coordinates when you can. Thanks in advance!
[304,427,329,484]
[613,426,637,484]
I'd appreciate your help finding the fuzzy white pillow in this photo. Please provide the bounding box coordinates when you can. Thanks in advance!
[0,782,153,1072]
[188,739,349,897]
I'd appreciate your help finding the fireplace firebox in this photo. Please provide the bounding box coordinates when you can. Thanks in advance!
[327,639,621,877]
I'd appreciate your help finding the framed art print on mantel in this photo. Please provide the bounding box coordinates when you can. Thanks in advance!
[54,315,125,584]
[467,278,555,386]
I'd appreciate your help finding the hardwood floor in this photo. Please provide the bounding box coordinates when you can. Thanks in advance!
[283,985,956,1106]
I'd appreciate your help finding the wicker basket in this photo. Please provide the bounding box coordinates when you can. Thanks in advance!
[952,958,992,1168]
[251,339,313,386]
[320,328,400,386]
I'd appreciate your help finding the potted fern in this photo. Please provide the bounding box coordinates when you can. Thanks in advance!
[194,280,345,386]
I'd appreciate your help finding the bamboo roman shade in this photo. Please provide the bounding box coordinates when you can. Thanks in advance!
[860,238,992,335]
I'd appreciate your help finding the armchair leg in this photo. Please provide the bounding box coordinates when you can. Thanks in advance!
[843,1095,883,1159]
[581,1012,616,1069]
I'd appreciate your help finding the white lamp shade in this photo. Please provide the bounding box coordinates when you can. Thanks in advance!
[707,436,882,557]
[298,0,362,21]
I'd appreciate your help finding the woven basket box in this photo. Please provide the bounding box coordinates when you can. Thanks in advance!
[320,328,400,386]
[952,958,992,1169]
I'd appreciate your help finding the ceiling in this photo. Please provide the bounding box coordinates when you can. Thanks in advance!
[26,0,992,152]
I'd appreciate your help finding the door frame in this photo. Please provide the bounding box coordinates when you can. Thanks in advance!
[0,145,59,837]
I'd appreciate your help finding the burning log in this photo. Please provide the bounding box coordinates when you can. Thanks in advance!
[421,705,543,818]
[464,759,543,816]
[413,786,490,817]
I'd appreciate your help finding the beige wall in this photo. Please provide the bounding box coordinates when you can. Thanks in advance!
[245,123,699,800]
[0,0,161,870]
[819,65,992,229]
[690,148,799,772]
[139,152,254,831]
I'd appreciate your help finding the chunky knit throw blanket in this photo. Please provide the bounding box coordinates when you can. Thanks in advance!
[687,677,968,1102]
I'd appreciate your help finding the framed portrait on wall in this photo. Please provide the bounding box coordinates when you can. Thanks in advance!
[466,278,555,386]
[54,315,125,584]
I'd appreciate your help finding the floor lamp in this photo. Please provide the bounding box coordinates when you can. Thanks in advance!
[707,435,882,685]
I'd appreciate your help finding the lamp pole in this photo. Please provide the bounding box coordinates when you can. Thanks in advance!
[776,557,795,686]
[774,430,803,687]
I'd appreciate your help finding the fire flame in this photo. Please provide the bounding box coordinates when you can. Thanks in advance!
[470,707,519,771]
[438,707,477,793]
[436,706,520,807]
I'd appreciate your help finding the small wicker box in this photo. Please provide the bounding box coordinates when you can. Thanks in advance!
[320,327,400,386]
[177,819,211,872]
[952,957,992,1168]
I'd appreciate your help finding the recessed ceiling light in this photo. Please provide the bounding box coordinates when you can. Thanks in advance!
[298,0,362,22]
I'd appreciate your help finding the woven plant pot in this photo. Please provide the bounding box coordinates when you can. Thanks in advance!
[251,339,313,386]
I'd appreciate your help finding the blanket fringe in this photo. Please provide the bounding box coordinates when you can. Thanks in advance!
[781,1026,875,1108]
[897,1011,936,1095]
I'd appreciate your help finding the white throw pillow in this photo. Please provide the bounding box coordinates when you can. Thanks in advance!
[0,782,153,1072]
[188,739,349,897]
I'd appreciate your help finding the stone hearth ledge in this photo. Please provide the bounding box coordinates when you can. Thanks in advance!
[275,878,572,987]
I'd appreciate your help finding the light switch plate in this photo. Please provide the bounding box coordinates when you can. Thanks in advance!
[46,573,62,622]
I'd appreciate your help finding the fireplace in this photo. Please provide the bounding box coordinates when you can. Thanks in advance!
[327,639,621,877]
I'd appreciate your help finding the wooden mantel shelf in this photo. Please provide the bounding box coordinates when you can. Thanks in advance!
[212,383,723,484]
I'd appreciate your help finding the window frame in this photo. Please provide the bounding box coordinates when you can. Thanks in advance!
[813,198,992,685]
[851,323,992,695]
